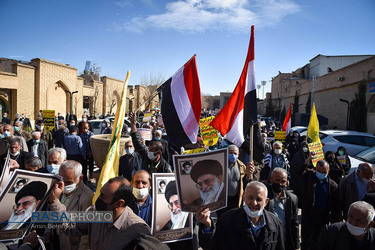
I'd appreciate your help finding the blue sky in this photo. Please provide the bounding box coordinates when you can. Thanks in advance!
[1,0,374,97]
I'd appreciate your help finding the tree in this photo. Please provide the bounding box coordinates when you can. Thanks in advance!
[139,72,165,111]
[265,94,275,117]
[349,81,367,132]
[305,92,311,113]
[292,90,300,126]
[202,93,213,111]
[280,106,286,124]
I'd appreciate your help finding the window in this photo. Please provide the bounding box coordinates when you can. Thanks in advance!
[334,136,364,145]
[365,137,375,147]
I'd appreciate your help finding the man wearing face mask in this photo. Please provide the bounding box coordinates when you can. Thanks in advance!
[39,147,67,174]
[80,122,95,182]
[0,138,33,172]
[131,170,152,226]
[154,129,170,163]
[2,112,10,124]
[54,120,69,148]
[261,141,290,182]
[198,181,284,250]
[0,124,28,155]
[266,168,300,250]
[297,160,341,250]
[119,140,142,182]
[14,121,32,142]
[130,112,172,174]
[49,160,93,250]
[35,120,54,149]
[339,162,375,220]
[315,201,375,250]
[27,131,48,167]
[48,176,152,250]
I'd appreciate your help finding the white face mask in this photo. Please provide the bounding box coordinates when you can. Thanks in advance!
[346,221,368,236]
[274,149,282,155]
[10,151,20,157]
[147,151,157,161]
[244,204,264,218]
[63,180,78,194]
[132,187,149,200]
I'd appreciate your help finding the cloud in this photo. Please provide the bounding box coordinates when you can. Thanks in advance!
[115,1,132,8]
[113,0,301,33]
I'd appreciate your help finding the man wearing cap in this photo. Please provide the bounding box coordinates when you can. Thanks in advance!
[187,159,225,209]
[161,181,190,231]
[1,181,47,230]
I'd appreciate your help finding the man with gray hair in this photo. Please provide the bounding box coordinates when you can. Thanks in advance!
[54,119,69,148]
[340,162,375,219]
[261,141,290,182]
[49,160,94,250]
[316,201,375,249]
[0,124,28,155]
[154,129,170,163]
[266,167,299,250]
[198,181,285,249]
[27,131,48,167]
[38,147,67,174]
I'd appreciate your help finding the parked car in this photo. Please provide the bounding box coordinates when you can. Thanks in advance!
[348,147,375,174]
[291,126,308,134]
[300,130,375,156]
[88,117,131,135]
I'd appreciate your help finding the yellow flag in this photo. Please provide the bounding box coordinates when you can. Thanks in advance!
[92,71,130,204]
[307,103,321,144]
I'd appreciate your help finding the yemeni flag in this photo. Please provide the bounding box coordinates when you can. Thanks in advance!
[210,26,257,147]
[283,103,292,135]
[157,55,201,146]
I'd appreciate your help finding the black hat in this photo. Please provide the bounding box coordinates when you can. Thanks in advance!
[164,181,177,202]
[190,160,223,183]
[15,181,47,203]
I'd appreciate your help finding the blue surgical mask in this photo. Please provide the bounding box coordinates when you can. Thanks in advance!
[315,171,327,180]
[14,126,20,132]
[47,164,60,174]
[4,131,11,138]
[154,137,161,141]
[126,148,134,155]
[162,133,167,136]
[33,139,40,144]
[0,134,4,139]
[228,154,238,163]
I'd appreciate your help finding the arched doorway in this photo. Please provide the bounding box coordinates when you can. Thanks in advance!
[46,81,68,116]
[0,98,6,118]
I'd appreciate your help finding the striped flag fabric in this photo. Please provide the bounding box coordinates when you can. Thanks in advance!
[92,71,130,204]
[283,103,292,135]
[210,26,257,147]
[157,55,201,146]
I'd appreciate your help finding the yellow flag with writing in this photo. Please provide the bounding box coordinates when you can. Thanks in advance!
[307,103,321,144]
[92,71,130,204]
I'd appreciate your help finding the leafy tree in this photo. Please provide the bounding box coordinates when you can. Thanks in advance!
[305,92,311,113]
[139,72,165,111]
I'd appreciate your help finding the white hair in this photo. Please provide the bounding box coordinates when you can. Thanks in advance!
[349,201,375,225]
[245,181,268,198]
[273,141,283,148]
[228,144,239,152]
[31,131,41,138]
[271,167,288,178]
[48,147,67,162]
[155,130,162,136]
[60,160,82,179]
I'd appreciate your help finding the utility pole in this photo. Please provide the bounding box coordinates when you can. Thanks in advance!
[261,81,267,99]
[311,76,315,112]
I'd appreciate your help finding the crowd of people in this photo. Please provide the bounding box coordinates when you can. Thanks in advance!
[0,110,374,250]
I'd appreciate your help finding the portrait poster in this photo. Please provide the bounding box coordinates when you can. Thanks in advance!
[174,148,228,213]
[151,173,193,243]
[0,169,59,241]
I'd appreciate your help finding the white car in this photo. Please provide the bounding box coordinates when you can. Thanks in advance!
[291,126,308,134]
[300,130,375,156]
[348,147,375,174]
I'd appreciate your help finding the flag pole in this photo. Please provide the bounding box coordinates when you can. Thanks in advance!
[249,124,254,179]
[134,91,159,113]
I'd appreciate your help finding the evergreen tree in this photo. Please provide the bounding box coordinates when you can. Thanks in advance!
[349,81,367,132]
[292,90,300,126]
[265,94,275,117]
[280,106,286,124]
[305,92,311,113]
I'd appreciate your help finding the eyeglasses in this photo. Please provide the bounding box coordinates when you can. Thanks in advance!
[168,200,180,209]
[196,176,216,189]
[13,199,35,210]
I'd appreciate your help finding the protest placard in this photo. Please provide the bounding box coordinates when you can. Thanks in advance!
[181,148,205,155]
[42,110,55,131]
[199,116,218,146]
[136,128,152,141]
[308,141,325,167]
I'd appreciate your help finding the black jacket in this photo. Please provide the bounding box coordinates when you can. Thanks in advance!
[131,132,172,174]
[0,150,33,172]
[315,222,375,250]
[119,152,143,182]
[199,208,285,250]
[27,139,48,167]
[265,185,300,250]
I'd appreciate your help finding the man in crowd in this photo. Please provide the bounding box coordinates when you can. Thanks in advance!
[266,168,300,250]
[297,159,341,250]
[2,112,10,124]
[35,120,54,149]
[198,181,285,250]
[261,141,290,182]
[14,121,31,142]
[0,137,33,172]
[161,180,190,230]
[339,162,375,219]
[315,201,375,249]
[130,112,172,174]
[48,176,152,249]
[54,120,69,148]
[25,156,43,172]
[50,160,93,250]
[154,129,170,162]
[27,131,48,167]
[39,147,67,174]
[1,181,47,230]
[0,124,28,155]
[189,159,225,207]
[131,170,152,226]
[64,126,85,175]
[80,122,95,182]
[119,140,142,182]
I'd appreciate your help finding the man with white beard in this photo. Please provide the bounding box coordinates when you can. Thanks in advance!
[189,159,225,207]
[161,181,189,230]
[1,181,47,230]
[181,161,192,174]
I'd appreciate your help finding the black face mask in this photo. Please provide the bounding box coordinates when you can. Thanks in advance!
[95,197,111,211]
[271,182,286,194]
